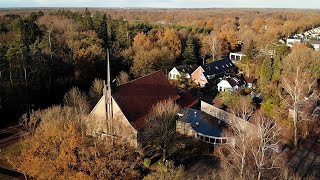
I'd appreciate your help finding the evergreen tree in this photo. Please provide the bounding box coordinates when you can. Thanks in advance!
[97,14,109,49]
[182,36,196,65]
[246,39,258,60]
[259,56,273,89]
[272,56,280,82]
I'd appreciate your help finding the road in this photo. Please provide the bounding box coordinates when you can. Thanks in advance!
[0,125,26,180]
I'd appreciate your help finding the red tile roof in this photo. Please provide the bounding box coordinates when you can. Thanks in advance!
[112,71,180,130]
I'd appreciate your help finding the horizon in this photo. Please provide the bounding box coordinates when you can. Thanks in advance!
[1,0,320,9]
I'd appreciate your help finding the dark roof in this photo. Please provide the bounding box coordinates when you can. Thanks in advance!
[201,57,236,78]
[112,71,179,130]
[112,71,197,130]
[225,75,246,87]
[175,65,197,74]
[178,91,199,108]
[244,76,256,84]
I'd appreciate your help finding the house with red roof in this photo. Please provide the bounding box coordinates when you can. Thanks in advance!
[89,71,198,147]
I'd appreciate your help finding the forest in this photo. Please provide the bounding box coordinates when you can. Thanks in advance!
[1,8,320,128]
[0,8,320,179]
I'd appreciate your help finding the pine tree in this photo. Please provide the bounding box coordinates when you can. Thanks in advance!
[259,56,273,89]
[97,14,108,49]
[182,36,196,65]
[272,56,280,82]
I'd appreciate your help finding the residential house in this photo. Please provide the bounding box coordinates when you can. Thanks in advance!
[244,76,256,89]
[217,75,246,92]
[168,65,197,80]
[191,57,236,87]
[286,37,302,47]
[229,51,246,62]
[89,71,198,148]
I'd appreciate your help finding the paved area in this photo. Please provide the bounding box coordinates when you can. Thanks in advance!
[0,125,25,180]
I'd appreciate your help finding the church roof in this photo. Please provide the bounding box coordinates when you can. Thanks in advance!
[112,71,181,130]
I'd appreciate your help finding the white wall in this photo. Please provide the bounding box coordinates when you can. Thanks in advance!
[217,80,232,91]
[168,67,181,80]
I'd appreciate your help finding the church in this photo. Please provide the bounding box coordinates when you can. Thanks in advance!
[88,54,198,147]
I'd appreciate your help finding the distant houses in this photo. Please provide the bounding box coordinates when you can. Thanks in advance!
[285,26,320,51]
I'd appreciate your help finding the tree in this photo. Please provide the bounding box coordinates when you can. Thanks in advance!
[160,28,181,59]
[259,56,273,91]
[5,42,27,83]
[229,96,254,121]
[245,39,258,60]
[96,14,109,49]
[182,35,196,65]
[280,48,319,147]
[143,99,180,163]
[89,78,104,107]
[143,161,185,180]
[218,113,283,180]
[64,87,89,114]
[116,71,129,86]
[200,31,220,61]
[9,106,142,179]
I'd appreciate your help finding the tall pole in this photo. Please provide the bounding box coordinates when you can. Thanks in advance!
[106,48,113,134]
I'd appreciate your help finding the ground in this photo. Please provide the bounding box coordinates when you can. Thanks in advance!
[0,125,25,180]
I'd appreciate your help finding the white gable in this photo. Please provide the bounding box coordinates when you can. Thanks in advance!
[169,67,181,80]
[217,80,232,88]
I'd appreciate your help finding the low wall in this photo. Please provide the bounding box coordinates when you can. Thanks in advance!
[200,101,257,135]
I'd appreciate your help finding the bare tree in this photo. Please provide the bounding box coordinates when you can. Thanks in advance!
[143,99,180,163]
[230,96,255,121]
[89,78,103,106]
[280,48,319,146]
[249,114,282,180]
[116,71,129,86]
[218,113,283,180]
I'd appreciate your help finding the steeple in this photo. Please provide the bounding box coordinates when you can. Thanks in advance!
[105,48,113,133]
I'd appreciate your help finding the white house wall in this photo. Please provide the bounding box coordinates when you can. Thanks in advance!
[217,80,232,91]
[169,67,181,80]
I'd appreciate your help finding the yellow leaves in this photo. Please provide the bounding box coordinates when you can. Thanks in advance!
[133,32,153,50]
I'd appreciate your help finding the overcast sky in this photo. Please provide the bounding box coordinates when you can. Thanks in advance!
[1,0,320,9]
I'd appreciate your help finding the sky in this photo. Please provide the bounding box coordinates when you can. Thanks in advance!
[1,0,320,9]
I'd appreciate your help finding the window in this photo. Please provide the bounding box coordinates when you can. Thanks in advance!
[169,73,172,78]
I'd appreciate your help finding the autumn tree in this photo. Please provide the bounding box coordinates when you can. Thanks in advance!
[143,99,180,163]
[9,106,142,179]
[160,28,181,59]
[280,47,320,146]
